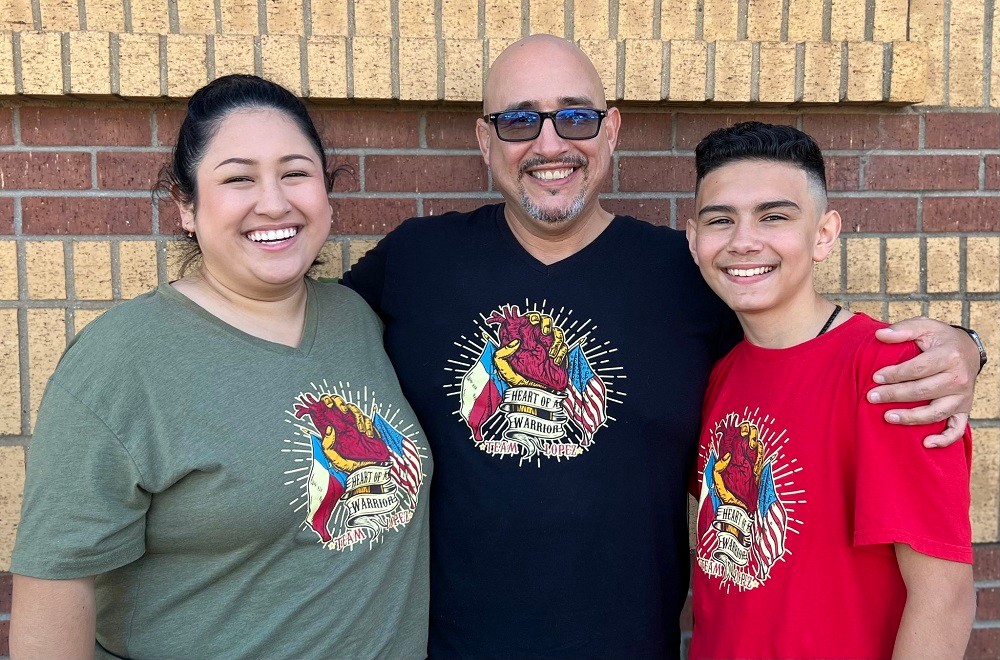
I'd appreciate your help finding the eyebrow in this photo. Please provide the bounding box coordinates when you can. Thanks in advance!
[213,154,316,170]
[501,96,598,112]
[697,199,801,217]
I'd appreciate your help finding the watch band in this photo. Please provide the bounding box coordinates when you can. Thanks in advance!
[952,325,988,374]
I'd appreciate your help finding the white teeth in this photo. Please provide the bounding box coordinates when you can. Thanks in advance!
[726,266,775,277]
[246,227,298,243]
[530,168,574,181]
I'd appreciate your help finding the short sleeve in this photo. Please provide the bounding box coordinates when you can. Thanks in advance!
[11,379,149,579]
[340,233,391,318]
[852,340,973,564]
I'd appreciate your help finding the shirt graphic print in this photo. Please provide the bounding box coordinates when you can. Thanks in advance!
[451,301,624,466]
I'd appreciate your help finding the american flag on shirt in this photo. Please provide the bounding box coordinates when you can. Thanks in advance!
[562,345,608,445]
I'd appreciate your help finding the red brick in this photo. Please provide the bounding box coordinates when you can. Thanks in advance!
[977,586,1000,621]
[23,197,153,234]
[618,156,695,192]
[926,112,1000,149]
[424,196,502,216]
[21,107,152,146]
[311,109,420,149]
[330,197,417,234]
[426,111,482,149]
[923,197,1000,232]
[0,109,13,145]
[676,113,796,149]
[616,111,674,151]
[825,156,859,191]
[365,155,487,192]
[865,156,979,191]
[0,152,92,190]
[0,197,15,234]
[604,197,672,225]
[801,114,919,150]
[974,544,1000,581]
[676,196,697,225]
[97,151,172,190]
[829,196,919,232]
[0,618,8,657]
[966,627,1000,660]
[155,107,187,147]
[158,198,183,234]
[0,572,11,613]
[985,156,1000,190]
[330,156,360,193]
[679,592,692,631]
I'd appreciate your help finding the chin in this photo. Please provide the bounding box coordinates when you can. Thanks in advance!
[520,191,587,224]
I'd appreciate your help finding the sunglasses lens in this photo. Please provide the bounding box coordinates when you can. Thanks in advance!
[495,111,542,141]
[554,109,602,139]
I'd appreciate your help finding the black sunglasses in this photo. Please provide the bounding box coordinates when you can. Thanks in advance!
[484,108,608,142]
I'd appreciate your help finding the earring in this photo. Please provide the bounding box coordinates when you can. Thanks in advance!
[186,230,195,238]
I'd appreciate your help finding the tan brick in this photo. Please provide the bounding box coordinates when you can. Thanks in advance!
[802,42,841,103]
[889,41,928,104]
[348,239,378,267]
[0,241,17,300]
[873,0,907,40]
[575,0,610,39]
[39,0,79,30]
[968,238,1000,293]
[398,38,438,101]
[529,0,565,38]
[926,237,960,293]
[27,308,66,429]
[120,240,159,299]
[26,241,66,299]
[311,0,348,36]
[813,238,841,295]
[130,0,170,33]
[486,0,522,38]
[0,0,33,30]
[353,0,390,37]
[68,31,111,96]
[177,0,215,33]
[351,36,392,99]
[845,237,881,293]
[399,0,434,38]
[0,311,20,435]
[623,39,662,101]
[846,41,883,102]
[73,307,106,332]
[927,300,963,326]
[84,0,124,31]
[442,0,478,39]
[117,33,161,98]
[702,0,738,41]
[166,240,194,281]
[578,39,616,102]
[970,427,999,543]
[444,39,483,102]
[661,0,698,40]
[220,0,259,33]
[885,237,920,294]
[261,35,302,95]
[713,41,752,102]
[758,42,797,103]
[970,302,1000,419]
[214,34,255,77]
[887,301,923,324]
[668,40,706,102]
[0,446,25,569]
[830,0,866,40]
[267,0,303,34]
[994,3,1000,107]
[908,0,945,106]
[788,0,824,40]
[947,1,985,107]
[73,241,111,300]
[0,32,15,95]
[20,31,65,96]
[847,300,883,320]
[617,0,655,38]
[309,241,344,279]
[166,34,208,98]
[747,0,782,41]
[306,36,348,99]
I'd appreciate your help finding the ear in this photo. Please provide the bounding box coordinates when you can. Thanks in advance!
[603,106,622,154]
[813,209,841,262]
[476,118,492,168]
[176,198,196,234]
[685,218,700,266]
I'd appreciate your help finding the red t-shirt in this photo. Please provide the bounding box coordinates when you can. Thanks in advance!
[690,313,972,660]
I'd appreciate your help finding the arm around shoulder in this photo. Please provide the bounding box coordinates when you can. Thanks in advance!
[11,574,96,659]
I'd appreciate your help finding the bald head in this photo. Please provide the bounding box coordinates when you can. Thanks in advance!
[483,35,607,114]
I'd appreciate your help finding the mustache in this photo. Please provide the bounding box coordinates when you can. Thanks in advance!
[518,155,587,174]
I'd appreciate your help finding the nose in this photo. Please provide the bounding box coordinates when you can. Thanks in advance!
[727,219,763,254]
[531,115,570,156]
[255,178,292,218]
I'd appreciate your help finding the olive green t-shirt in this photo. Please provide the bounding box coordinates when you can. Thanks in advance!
[12,280,432,659]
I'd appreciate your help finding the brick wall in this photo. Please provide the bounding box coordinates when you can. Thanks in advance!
[0,102,998,657]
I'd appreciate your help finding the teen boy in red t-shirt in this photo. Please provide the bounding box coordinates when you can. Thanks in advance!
[685,122,975,659]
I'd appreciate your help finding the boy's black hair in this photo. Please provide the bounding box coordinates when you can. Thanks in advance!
[694,121,827,195]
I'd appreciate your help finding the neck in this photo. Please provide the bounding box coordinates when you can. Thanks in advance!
[738,292,848,349]
[504,202,613,265]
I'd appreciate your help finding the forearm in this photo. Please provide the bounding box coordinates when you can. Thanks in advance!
[10,574,97,659]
